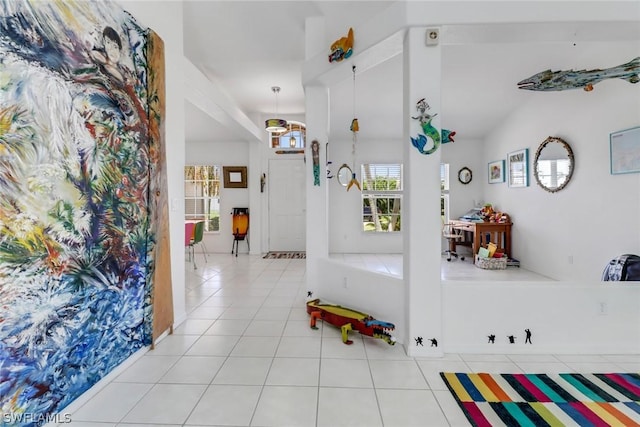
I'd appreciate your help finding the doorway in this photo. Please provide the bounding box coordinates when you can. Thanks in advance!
[268,158,306,252]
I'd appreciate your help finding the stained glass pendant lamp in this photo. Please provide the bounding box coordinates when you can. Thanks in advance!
[265,86,287,133]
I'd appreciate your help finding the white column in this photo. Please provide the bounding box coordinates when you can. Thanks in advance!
[403,27,443,357]
[248,141,262,254]
[305,85,330,294]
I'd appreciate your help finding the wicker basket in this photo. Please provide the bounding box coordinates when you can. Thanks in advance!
[475,255,507,270]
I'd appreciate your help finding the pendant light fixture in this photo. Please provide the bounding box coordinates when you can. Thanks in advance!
[288,122,297,148]
[265,86,287,133]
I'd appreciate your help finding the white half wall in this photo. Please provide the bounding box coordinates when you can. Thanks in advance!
[315,258,405,346]
[315,259,640,354]
[443,281,640,354]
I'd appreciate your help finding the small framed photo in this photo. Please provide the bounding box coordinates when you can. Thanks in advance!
[508,148,529,187]
[223,166,247,188]
[488,160,505,184]
[610,126,640,175]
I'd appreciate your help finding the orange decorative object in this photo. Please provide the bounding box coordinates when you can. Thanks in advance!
[328,27,354,63]
[231,208,249,257]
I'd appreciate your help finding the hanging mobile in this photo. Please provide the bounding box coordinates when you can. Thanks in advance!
[347,65,361,191]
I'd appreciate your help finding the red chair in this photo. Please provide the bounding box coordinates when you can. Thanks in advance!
[185,222,195,268]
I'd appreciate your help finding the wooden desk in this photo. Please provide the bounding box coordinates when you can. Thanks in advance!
[451,220,513,262]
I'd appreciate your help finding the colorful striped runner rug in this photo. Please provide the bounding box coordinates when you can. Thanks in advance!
[441,372,640,426]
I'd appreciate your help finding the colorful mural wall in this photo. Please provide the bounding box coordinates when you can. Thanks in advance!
[0,0,166,423]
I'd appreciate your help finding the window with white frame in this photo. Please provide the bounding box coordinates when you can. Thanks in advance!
[184,165,221,232]
[361,163,402,232]
[441,163,449,221]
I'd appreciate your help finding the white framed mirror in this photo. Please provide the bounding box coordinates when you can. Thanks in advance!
[337,164,352,187]
[534,136,574,193]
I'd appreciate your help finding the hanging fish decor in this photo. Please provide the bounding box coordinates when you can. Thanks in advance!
[410,98,441,155]
[517,57,640,92]
[329,27,354,63]
[347,118,361,191]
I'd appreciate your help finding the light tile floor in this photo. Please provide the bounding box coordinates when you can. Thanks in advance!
[63,253,636,426]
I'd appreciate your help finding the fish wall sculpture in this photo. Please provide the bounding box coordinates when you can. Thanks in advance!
[329,27,354,63]
[517,57,640,92]
[442,129,456,144]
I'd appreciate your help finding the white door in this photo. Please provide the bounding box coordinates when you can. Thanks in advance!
[269,158,306,252]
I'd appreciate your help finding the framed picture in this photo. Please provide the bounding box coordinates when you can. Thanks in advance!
[507,148,529,187]
[610,126,640,175]
[223,166,247,188]
[488,160,505,184]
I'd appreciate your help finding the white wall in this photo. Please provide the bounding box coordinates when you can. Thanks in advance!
[443,281,640,354]
[329,138,403,253]
[186,141,251,255]
[481,41,640,281]
[441,137,485,219]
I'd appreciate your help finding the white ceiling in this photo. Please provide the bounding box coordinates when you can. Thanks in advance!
[183,1,640,143]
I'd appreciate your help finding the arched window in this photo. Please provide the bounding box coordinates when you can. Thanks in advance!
[270,121,306,149]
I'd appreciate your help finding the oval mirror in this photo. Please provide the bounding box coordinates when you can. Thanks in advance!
[534,136,574,193]
[337,164,352,187]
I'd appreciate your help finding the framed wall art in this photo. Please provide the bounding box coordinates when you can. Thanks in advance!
[610,126,640,175]
[223,166,248,188]
[508,148,529,187]
[488,160,505,184]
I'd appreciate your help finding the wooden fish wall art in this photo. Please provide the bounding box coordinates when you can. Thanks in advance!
[517,57,640,92]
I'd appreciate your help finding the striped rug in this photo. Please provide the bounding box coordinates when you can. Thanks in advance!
[441,372,640,426]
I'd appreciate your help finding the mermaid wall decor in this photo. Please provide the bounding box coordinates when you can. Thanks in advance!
[411,98,445,155]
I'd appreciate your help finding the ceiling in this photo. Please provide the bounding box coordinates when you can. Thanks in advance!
[183,1,640,143]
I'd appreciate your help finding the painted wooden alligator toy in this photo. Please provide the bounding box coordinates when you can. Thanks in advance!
[306,298,396,345]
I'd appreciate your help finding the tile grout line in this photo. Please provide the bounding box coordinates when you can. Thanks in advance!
[246,267,288,427]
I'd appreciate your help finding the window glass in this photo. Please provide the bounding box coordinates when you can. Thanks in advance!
[184,165,221,232]
[361,164,402,232]
[270,122,306,148]
[441,163,449,221]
